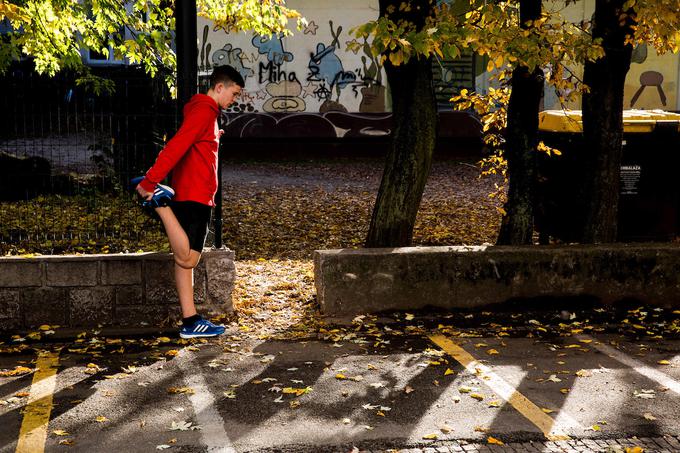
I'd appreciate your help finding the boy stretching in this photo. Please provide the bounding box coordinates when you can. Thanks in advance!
[133,65,244,338]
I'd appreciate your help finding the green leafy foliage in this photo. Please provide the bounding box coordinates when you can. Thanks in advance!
[1,0,303,94]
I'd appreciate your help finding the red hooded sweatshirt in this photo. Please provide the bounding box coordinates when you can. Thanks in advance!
[138,94,220,207]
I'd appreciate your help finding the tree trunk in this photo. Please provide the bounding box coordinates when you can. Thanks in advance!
[365,0,437,247]
[580,0,634,243]
[496,0,544,245]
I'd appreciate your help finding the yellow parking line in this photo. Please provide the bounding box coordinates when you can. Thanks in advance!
[429,334,575,441]
[15,351,60,453]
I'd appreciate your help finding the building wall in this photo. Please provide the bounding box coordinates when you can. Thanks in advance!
[197,0,388,115]
[542,0,680,111]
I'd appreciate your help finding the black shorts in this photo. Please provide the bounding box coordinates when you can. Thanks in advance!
[170,201,212,252]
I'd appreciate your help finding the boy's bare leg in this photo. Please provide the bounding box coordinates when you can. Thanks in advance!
[155,206,202,318]
[175,264,197,318]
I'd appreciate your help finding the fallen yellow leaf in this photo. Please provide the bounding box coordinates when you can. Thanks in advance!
[282,387,313,396]
[625,447,644,453]
[95,416,108,423]
[167,387,195,395]
[0,366,32,377]
[487,436,504,445]
[444,368,455,376]
[422,433,438,440]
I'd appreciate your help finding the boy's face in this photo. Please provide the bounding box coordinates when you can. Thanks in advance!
[215,82,241,109]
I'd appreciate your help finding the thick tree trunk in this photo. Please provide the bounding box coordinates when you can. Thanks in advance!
[580,0,634,243]
[496,0,544,245]
[365,0,437,247]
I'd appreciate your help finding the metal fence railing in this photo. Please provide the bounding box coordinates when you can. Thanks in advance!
[0,64,197,255]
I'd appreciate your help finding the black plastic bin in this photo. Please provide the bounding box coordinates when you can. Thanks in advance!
[535,110,680,242]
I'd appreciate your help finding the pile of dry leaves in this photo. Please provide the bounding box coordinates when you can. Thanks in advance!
[221,158,503,260]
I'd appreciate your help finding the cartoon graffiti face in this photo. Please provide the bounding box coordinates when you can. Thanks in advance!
[262,80,306,112]
[211,43,255,82]
[252,34,293,65]
[308,43,356,89]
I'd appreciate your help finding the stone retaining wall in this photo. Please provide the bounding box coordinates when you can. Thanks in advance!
[0,249,235,330]
[314,244,680,315]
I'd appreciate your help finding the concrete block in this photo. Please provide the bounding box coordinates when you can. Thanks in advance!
[193,261,208,304]
[204,249,235,312]
[22,288,69,327]
[1,251,235,331]
[0,290,20,319]
[115,286,144,306]
[0,260,42,287]
[144,256,177,305]
[0,318,22,331]
[101,260,142,285]
[69,288,115,327]
[46,261,97,286]
[314,244,680,315]
[114,305,175,327]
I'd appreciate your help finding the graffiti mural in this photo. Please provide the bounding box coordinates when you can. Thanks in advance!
[197,0,386,115]
[262,80,306,112]
[211,43,255,82]
[308,44,356,93]
[532,4,680,110]
[252,33,294,65]
[303,20,319,35]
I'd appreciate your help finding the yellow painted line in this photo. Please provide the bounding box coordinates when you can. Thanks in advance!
[15,351,60,453]
[429,334,582,441]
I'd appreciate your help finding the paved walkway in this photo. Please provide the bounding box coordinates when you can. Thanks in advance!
[2,324,680,452]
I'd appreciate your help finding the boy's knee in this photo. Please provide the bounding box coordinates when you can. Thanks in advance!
[174,251,201,269]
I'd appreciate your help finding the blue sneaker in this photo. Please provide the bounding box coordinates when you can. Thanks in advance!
[130,176,175,208]
[180,317,226,339]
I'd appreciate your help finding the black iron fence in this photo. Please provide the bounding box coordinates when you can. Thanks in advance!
[0,63,199,254]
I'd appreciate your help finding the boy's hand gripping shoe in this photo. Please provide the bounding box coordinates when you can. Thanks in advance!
[131,176,175,208]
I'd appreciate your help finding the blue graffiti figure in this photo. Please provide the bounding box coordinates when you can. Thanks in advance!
[308,43,356,91]
[252,34,293,65]
[212,43,255,82]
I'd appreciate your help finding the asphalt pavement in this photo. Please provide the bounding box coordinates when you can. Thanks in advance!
[2,309,680,453]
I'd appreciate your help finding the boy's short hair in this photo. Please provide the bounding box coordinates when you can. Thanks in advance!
[210,65,245,89]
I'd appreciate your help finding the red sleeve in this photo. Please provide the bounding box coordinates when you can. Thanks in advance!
[138,106,213,192]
